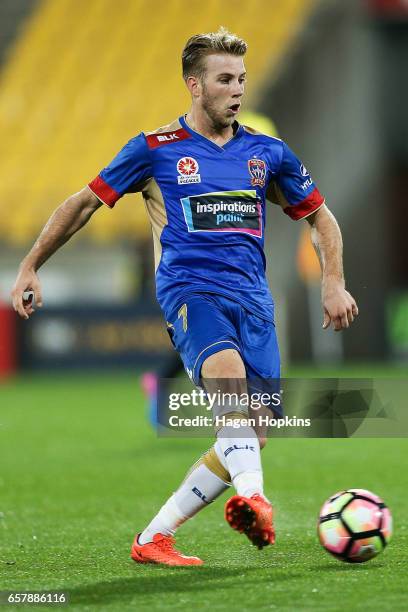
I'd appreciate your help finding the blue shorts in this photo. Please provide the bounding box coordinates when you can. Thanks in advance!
[165,293,281,413]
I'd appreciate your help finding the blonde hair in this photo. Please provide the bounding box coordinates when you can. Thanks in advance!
[182,26,247,81]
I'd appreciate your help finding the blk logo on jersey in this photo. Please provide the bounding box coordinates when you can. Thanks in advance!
[145,127,191,149]
[177,157,201,184]
[248,158,267,187]
[181,190,262,237]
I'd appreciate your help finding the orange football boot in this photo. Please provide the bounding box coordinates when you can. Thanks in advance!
[131,533,203,566]
[225,494,275,549]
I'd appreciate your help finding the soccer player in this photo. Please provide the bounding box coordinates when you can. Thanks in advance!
[12,27,358,566]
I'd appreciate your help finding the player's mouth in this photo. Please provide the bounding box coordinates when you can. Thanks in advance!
[227,103,241,115]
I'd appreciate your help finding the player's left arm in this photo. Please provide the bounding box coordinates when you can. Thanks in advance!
[266,140,358,331]
[306,204,358,331]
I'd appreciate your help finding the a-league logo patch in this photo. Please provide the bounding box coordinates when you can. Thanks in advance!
[177,157,201,184]
[248,158,266,187]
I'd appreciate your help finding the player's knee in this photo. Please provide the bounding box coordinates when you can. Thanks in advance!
[258,436,267,450]
[201,348,246,380]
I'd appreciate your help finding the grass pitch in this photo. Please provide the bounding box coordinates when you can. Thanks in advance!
[1,370,407,611]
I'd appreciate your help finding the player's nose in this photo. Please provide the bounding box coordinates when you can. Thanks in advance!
[232,80,244,96]
[230,91,243,103]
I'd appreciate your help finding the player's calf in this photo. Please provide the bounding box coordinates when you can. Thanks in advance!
[258,437,267,449]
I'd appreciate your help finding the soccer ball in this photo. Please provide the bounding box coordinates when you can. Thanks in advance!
[318,489,392,563]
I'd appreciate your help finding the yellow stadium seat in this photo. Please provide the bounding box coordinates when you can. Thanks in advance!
[0,0,318,245]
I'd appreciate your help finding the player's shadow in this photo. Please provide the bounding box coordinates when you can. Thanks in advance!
[68,565,303,606]
[311,562,386,573]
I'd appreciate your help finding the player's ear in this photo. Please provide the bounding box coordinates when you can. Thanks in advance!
[185,75,201,98]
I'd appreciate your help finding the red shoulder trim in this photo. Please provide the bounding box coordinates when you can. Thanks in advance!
[146,128,191,150]
[284,187,325,220]
[88,175,120,208]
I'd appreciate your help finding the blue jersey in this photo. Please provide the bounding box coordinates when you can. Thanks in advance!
[88,116,324,322]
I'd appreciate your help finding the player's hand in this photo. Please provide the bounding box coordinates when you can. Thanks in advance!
[322,280,358,332]
[11,265,43,320]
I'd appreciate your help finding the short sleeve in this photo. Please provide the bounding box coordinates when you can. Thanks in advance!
[267,141,325,220]
[88,133,152,208]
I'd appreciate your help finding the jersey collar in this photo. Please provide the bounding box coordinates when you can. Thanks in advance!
[179,115,243,152]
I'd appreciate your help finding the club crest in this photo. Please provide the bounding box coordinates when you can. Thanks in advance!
[248,158,266,187]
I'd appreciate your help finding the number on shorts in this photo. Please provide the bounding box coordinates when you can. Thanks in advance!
[178,303,188,332]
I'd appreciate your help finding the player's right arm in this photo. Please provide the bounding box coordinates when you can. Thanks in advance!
[12,132,153,319]
[12,187,102,319]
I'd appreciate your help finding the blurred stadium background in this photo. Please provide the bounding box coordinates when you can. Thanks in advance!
[1,2,408,608]
[0,0,407,377]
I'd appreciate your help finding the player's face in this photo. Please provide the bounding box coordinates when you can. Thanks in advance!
[200,54,246,129]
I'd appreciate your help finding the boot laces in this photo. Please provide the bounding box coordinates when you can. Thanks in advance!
[155,535,177,553]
